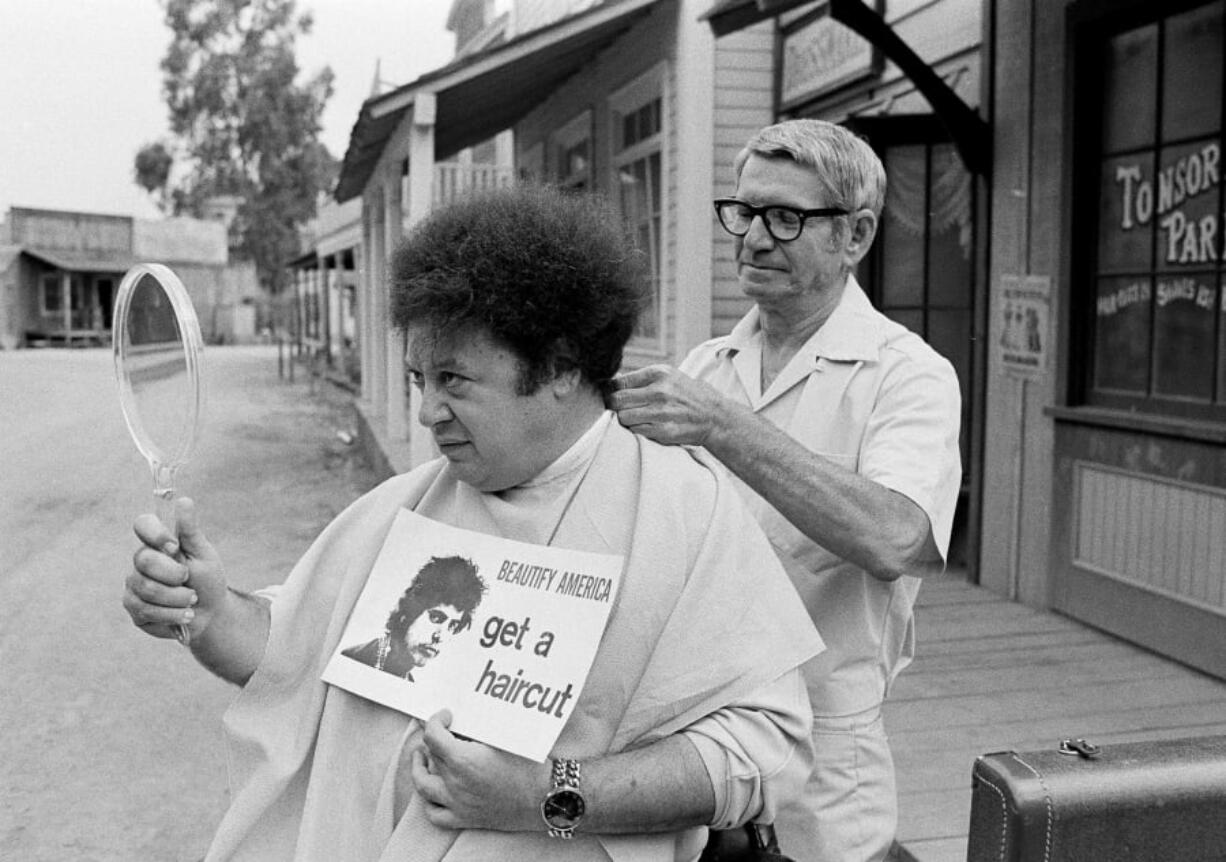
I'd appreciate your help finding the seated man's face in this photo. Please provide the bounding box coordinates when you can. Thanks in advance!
[403,603,464,667]
[407,324,570,491]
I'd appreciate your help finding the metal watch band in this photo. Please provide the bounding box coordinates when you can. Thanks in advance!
[553,757,580,789]
[544,757,583,838]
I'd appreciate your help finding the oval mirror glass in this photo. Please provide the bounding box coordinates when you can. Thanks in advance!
[113,263,205,494]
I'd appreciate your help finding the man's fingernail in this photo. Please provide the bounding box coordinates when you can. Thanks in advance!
[183,608,195,623]
[188,592,199,607]
[163,542,178,556]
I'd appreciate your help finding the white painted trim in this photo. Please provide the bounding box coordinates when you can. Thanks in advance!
[608,60,667,128]
[673,0,715,357]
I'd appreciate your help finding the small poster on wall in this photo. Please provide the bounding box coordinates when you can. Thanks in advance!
[322,509,623,762]
[998,274,1051,379]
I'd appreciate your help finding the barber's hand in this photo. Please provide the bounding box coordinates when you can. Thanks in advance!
[124,497,227,641]
[606,364,724,446]
[407,710,549,832]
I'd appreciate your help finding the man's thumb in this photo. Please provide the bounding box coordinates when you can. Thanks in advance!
[173,497,212,558]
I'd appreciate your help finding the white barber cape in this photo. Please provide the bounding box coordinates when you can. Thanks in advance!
[206,419,822,862]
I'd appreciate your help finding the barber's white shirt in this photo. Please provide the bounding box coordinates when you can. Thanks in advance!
[681,277,962,716]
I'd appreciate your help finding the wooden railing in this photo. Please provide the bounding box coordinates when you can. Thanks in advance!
[432,162,516,206]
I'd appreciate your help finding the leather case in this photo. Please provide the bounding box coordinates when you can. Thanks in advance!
[967,734,1226,861]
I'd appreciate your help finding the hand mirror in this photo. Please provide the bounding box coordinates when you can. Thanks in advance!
[113,263,206,645]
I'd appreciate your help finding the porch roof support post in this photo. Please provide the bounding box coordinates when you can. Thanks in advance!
[61,272,71,346]
[383,156,407,445]
[674,0,716,356]
[365,185,389,412]
[359,202,374,404]
[405,93,437,470]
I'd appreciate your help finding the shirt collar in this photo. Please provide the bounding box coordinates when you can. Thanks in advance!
[719,275,884,365]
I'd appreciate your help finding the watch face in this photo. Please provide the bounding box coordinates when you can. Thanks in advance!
[542,788,586,828]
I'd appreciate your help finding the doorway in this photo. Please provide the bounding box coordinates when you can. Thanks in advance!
[854,115,982,574]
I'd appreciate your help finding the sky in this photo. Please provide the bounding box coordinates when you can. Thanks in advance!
[0,0,457,221]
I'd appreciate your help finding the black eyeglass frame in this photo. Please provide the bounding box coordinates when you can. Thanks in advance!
[712,198,849,242]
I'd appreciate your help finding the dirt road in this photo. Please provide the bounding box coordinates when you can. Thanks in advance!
[0,346,380,861]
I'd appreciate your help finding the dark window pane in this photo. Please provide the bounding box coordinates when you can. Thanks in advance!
[649,151,661,212]
[1155,140,1221,271]
[884,308,923,336]
[1094,276,1152,393]
[927,143,973,308]
[928,308,971,390]
[880,145,926,308]
[1153,272,1216,399]
[42,275,62,312]
[1098,152,1155,273]
[1218,275,1226,402]
[928,307,972,475]
[1162,3,1223,141]
[1102,24,1158,152]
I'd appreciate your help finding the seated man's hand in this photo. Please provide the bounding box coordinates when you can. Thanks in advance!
[406,709,551,832]
[124,497,227,641]
[606,364,723,447]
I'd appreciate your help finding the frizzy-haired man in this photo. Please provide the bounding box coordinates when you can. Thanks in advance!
[124,183,824,861]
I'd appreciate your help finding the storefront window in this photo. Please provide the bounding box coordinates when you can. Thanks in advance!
[1077,0,1225,418]
[609,65,666,346]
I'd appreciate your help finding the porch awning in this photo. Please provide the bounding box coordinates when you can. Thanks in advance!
[700,0,991,174]
[21,248,137,273]
[287,248,318,269]
[701,0,806,38]
[334,0,660,203]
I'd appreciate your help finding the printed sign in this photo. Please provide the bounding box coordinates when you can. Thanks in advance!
[322,509,623,762]
[1110,142,1220,266]
[780,13,877,108]
[998,274,1051,379]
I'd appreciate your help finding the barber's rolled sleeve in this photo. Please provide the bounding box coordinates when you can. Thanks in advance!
[683,669,815,829]
[860,351,962,557]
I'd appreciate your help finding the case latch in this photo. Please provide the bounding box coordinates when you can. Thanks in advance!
[1059,737,1101,759]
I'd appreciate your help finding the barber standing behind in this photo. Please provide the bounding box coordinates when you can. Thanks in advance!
[608,118,962,862]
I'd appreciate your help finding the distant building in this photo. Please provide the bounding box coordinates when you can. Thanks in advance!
[0,205,259,349]
[286,195,362,385]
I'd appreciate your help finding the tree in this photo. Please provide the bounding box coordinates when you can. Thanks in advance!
[133,141,175,213]
[135,0,336,295]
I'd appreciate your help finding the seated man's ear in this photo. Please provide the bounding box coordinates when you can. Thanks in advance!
[546,341,585,396]
[550,364,584,397]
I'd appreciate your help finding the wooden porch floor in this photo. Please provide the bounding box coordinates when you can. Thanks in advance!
[883,573,1226,862]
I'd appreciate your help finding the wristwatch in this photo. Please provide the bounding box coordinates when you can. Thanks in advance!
[540,757,586,838]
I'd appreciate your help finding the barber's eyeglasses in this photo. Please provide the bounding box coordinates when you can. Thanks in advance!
[713,198,848,243]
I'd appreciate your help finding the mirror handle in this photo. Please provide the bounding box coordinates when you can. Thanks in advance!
[154,487,192,647]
